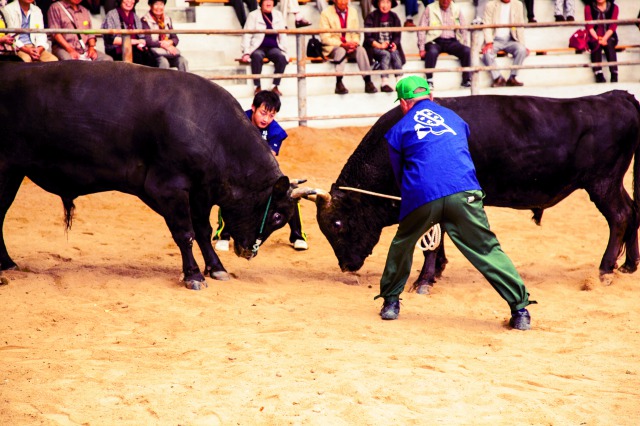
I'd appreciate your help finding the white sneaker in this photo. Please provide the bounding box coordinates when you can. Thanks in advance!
[293,239,309,251]
[215,239,229,252]
[471,18,483,25]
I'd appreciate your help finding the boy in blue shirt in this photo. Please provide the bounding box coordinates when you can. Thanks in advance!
[214,91,309,251]
[377,76,534,330]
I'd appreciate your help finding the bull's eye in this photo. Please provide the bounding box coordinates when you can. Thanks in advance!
[333,220,343,231]
[272,212,284,226]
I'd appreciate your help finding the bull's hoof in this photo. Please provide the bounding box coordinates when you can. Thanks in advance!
[618,262,638,274]
[0,263,18,271]
[415,284,433,295]
[184,279,208,290]
[211,271,230,281]
[599,273,614,286]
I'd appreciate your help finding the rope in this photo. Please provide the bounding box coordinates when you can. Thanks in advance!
[338,186,442,252]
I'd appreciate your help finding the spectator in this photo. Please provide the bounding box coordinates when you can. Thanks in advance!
[471,0,488,25]
[141,0,189,71]
[523,0,535,23]
[241,0,289,96]
[214,91,309,252]
[0,8,19,61]
[481,0,528,87]
[279,0,312,27]
[585,0,618,83]
[364,0,405,92]
[377,75,535,330]
[101,0,153,66]
[417,0,471,89]
[554,0,575,21]
[320,0,378,94]
[3,0,58,62]
[404,0,432,27]
[48,0,113,62]
[230,0,258,28]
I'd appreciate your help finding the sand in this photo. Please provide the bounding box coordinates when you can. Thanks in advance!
[1,126,639,425]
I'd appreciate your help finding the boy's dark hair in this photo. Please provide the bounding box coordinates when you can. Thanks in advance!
[252,91,281,113]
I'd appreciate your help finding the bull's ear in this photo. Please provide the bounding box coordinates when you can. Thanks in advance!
[273,176,290,197]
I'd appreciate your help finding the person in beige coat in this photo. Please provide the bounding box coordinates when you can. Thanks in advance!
[319,0,377,94]
[481,0,529,87]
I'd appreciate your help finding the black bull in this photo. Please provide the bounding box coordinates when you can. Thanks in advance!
[0,61,302,289]
[313,91,640,287]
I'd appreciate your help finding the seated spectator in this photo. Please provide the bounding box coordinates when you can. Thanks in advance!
[585,0,618,83]
[471,0,487,25]
[0,9,20,62]
[554,0,575,21]
[3,0,58,62]
[241,0,288,96]
[214,91,309,252]
[364,0,405,92]
[141,0,189,72]
[524,0,535,23]
[481,0,528,87]
[417,0,470,89]
[320,0,377,94]
[404,0,432,27]
[280,0,311,27]
[48,0,113,62]
[101,0,154,66]
[230,0,258,28]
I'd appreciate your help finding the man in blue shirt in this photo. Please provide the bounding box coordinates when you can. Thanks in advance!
[377,76,534,330]
[214,91,309,252]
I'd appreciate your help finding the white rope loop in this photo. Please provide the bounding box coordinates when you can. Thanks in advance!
[416,224,442,252]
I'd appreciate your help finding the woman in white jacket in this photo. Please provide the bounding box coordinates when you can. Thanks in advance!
[241,0,288,96]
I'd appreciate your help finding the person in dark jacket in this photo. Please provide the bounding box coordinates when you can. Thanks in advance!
[364,0,405,92]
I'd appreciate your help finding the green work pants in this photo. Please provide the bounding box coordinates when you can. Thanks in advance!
[377,190,533,313]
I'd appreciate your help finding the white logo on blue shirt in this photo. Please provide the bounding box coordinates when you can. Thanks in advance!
[413,108,456,139]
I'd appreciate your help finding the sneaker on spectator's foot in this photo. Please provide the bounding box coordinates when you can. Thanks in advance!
[595,73,606,83]
[295,18,311,28]
[272,86,283,97]
[381,84,394,93]
[335,81,349,94]
[509,308,531,330]
[554,15,565,22]
[293,239,309,251]
[471,17,483,25]
[404,18,415,27]
[380,299,400,320]
[427,80,434,90]
[365,81,378,93]
[461,80,471,88]
[528,17,537,23]
[506,76,524,86]
[491,76,507,87]
[611,73,618,83]
[566,16,575,21]
[215,239,229,252]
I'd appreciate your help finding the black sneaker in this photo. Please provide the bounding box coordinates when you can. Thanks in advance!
[461,80,471,88]
[509,308,531,330]
[611,73,618,83]
[595,73,606,83]
[380,299,400,320]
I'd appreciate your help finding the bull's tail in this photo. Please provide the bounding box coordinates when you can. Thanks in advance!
[61,197,75,231]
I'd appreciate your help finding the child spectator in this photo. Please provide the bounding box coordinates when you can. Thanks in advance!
[364,0,405,92]
[215,91,309,252]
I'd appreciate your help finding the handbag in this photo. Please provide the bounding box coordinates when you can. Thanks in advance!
[568,29,589,53]
[150,47,181,59]
[306,35,325,61]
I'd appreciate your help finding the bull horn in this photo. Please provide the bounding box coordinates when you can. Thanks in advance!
[291,186,319,199]
[289,178,308,188]
[305,188,332,204]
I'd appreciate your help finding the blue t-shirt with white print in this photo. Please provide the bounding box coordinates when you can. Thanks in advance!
[385,99,482,221]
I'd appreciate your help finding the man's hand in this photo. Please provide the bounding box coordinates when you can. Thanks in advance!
[419,49,426,59]
[87,46,98,60]
[20,45,40,60]
[66,47,80,60]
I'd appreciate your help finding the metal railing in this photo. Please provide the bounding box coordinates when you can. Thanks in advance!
[5,18,640,126]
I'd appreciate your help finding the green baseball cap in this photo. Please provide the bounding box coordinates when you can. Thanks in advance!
[395,76,431,102]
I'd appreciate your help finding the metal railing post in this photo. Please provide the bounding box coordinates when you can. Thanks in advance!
[122,35,133,63]
[470,28,481,96]
[296,34,307,127]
